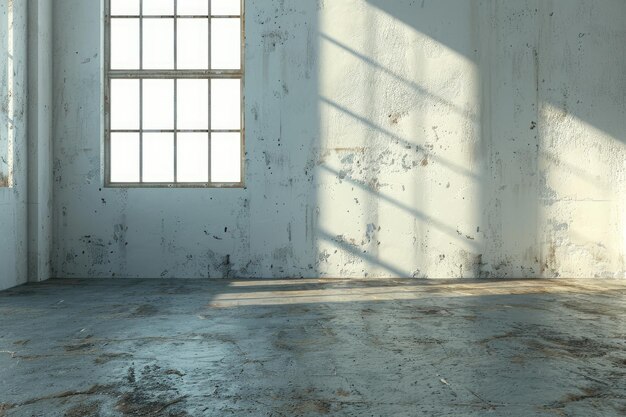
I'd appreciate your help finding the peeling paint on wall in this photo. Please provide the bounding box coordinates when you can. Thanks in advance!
[51,0,626,279]
[0,0,28,290]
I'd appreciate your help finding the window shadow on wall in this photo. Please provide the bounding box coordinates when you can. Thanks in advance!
[315,0,490,277]
[310,0,626,278]
[359,0,626,278]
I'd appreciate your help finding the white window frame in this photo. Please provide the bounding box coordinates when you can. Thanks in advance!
[104,0,245,188]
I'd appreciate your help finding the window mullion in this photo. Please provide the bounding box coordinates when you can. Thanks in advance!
[108,70,242,78]
[139,0,144,183]
[208,0,212,184]
[173,0,178,183]
[240,0,244,186]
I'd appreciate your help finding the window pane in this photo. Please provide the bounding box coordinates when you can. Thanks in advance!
[178,0,209,15]
[177,18,209,70]
[211,78,240,130]
[143,79,174,130]
[143,18,174,69]
[143,0,174,15]
[111,18,140,69]
[178,133,209,182]
[212,0,241,16]
[143,133,174,182]
[111,133,140,182]
[178,79,209,129]
[211,132,241,182]
[111,79,140,130]
[211,18,241,70]
[111,0,140,15]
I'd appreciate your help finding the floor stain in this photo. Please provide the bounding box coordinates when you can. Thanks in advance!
[0,278,624,416]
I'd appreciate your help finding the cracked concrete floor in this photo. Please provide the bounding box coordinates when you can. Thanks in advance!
[0,279,625,416]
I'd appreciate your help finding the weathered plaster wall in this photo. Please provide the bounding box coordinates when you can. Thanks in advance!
[52,0,626,279]
[0,0,28,290]
[52,0,319,279]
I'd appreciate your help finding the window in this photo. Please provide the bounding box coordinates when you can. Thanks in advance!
[0,0,15,188]
[105,0,244,187]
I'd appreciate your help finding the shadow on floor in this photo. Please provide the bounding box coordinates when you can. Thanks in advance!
[0,278,624,416]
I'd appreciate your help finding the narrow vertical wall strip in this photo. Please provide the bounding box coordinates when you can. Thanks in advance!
[6,0,14,187]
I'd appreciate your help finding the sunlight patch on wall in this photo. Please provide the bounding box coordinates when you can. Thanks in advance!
[316,0,481,278]
[538,102,626,278]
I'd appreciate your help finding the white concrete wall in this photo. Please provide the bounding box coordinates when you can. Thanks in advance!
[0,0,28,290]
[0,0,53,291]
[51,0,626,279]
[27,0,53,283]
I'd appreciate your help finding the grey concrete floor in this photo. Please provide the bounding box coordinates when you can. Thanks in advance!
[0,279,625,417]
